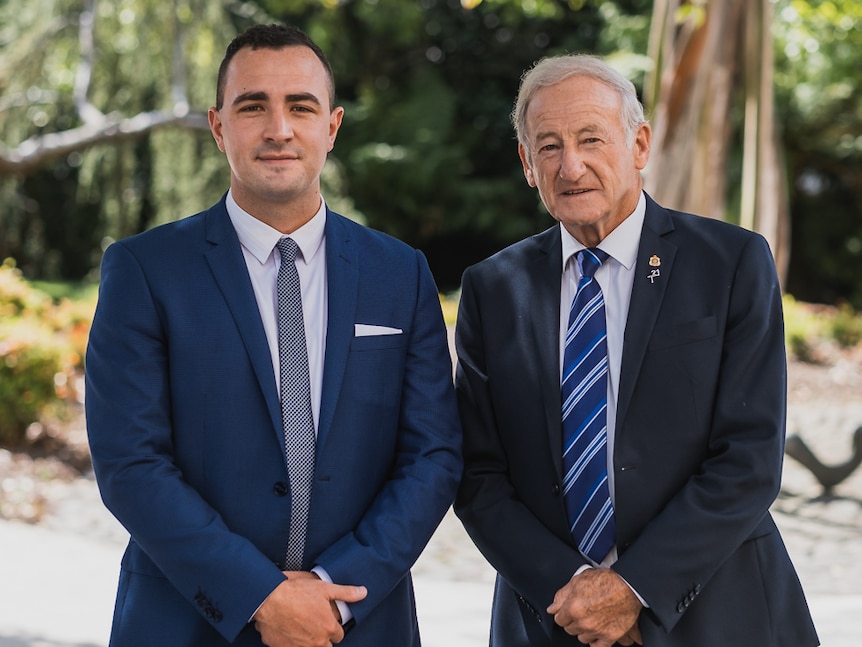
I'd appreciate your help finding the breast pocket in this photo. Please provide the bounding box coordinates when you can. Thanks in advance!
[350,333,406,352]
[648,315,717,350]
[343,334,408,411]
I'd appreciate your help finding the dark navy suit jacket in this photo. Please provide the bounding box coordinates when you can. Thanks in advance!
[454,194,818,646]
[86,197,462,645]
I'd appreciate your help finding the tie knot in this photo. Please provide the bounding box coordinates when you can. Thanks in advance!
[577,248,607,279]
[276,237,299,263]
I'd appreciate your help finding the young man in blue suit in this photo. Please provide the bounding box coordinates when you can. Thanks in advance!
[454,55,818,646]
[85,24,461,647]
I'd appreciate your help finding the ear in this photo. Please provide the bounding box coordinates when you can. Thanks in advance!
[208,107,226,153]
[518,142,536,188]
[328,106,345,152]
[632,122,651,171]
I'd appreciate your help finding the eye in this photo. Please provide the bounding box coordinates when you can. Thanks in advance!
[238,104,263,113]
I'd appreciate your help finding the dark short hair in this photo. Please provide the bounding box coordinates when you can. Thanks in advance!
[215,24,335,110]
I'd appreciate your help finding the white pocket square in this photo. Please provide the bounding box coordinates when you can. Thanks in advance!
[354,323,403,337]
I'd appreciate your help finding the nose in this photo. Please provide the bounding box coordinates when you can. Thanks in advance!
[558,146,586,181]
[265,109,294,142]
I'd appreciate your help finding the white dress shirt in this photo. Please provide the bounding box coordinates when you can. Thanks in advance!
[559,191,645,571]
[226,190,328,431]
[226,191,354,622]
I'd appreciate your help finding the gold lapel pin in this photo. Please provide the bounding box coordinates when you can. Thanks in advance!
[647,255,661,283]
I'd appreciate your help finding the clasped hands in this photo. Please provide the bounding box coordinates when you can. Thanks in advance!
[547,567,643,647]
[253,570,367,647]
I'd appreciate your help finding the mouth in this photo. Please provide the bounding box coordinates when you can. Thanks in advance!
[257,149,300,162]
[561,188,592,196]
[259,155,298,162]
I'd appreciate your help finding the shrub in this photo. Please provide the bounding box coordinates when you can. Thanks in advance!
[829,303,862,348]
[782,295,821,362]
[0,259,92,447]
[782,294,862,362]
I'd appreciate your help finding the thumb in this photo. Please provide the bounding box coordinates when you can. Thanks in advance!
[329,583,368,604]
[547,588,565,615]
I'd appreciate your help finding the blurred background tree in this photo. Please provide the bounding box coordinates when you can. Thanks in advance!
[772,0,862,308]
[0,0,860,300]
[644,0,788,282]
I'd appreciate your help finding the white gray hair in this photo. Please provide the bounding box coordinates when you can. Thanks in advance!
[512,54,647,150]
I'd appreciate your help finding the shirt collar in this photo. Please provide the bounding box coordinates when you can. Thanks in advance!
[226,190,327,266]
[561,191,646,272]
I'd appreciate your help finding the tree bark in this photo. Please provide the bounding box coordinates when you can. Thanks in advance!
[643,0,790,283]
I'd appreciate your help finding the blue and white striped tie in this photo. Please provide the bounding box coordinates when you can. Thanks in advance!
[562,248,615,563]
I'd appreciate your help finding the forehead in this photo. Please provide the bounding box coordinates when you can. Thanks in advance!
[223,46,331,102]
[525,76,624,138]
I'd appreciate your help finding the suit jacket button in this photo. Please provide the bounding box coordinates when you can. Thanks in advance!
[273,481,289,496]
[552,483,561,496]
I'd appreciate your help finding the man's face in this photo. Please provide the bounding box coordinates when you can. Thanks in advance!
[518,75,651,247]
[208,45,344,221]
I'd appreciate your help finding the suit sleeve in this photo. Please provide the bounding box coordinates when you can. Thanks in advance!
[454,265,587,628]
[612,233,788,633]
[85,242,285,641]
[310,250,462,624]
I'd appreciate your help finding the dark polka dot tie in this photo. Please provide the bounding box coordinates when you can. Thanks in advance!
[276,237,316,570]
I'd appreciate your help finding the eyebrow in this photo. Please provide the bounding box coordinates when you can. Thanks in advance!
[532,124,602,143]
[232,91,323,107]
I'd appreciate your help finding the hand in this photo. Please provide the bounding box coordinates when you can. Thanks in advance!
[253,571,367,647]
[617,623,643,646]
[547,568,642,647]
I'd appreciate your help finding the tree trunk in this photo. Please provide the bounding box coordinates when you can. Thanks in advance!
[643,0,790,283]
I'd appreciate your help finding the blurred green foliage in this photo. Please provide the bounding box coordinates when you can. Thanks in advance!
[772,0,862,307]
[0,0,650,290]
[0,0,860,303]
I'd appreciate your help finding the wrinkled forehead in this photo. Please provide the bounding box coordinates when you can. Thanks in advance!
[523,77,624,141]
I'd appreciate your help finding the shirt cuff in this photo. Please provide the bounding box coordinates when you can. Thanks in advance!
[312,566,354,624]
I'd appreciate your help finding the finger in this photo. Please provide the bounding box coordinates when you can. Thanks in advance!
[330,624,345,644]
[329,583,368,604]
[551,602,575,629]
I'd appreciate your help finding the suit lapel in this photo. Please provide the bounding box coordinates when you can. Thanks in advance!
[317,211,358,453]
[616,197,677,431]
[526,227,567,478]
[203,200,283,440]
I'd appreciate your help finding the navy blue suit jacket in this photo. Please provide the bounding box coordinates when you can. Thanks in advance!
[454,195,818,646]
[86,197,462,645]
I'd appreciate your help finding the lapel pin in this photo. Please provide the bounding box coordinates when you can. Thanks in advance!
[647,255,661,283]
